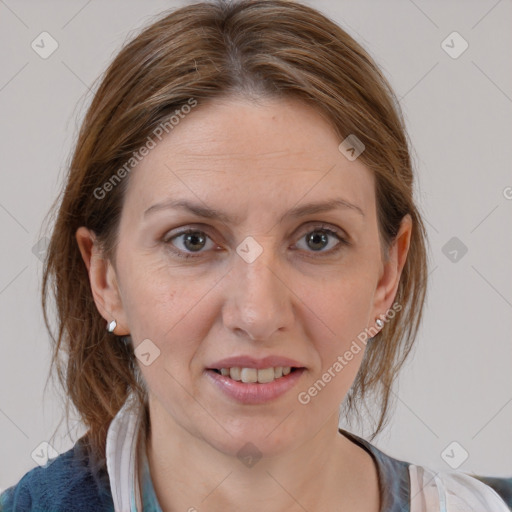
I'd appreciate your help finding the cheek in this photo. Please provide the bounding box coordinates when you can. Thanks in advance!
[307,270,375,340]
[301,270,376,395]
[118,251,193,330]
[117,255,219,368]
[296,280,373,409]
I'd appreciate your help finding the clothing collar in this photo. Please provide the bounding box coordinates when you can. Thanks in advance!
[105,391,144,512]
[338,428,411,512]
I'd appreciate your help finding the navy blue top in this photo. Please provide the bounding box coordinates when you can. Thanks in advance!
[1,428,511,511]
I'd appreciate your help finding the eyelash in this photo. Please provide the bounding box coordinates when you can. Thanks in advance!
[163,223,350,260]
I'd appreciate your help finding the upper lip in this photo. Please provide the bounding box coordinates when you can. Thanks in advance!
[207,355,305,370]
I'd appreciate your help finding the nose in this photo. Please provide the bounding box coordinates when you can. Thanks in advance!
[221,239,295,341]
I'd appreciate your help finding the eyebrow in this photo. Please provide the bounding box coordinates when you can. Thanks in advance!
[143,197,365,224]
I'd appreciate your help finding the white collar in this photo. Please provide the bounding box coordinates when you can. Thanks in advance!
[105,391,144,512]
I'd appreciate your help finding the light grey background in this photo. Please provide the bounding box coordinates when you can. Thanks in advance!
[1,0,511,490]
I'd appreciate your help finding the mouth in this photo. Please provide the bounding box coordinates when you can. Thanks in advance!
[208,366,304,384]
[205,366,306,404]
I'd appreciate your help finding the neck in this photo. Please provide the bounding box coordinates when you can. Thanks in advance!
[145,397,380,512]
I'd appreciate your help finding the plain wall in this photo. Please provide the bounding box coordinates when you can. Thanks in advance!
[1,0,511,491]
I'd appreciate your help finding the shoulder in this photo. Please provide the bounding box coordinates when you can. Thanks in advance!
[467,475,512,510]
[409,464,511,511]
[0,436,114,512]
[338,429,511,511]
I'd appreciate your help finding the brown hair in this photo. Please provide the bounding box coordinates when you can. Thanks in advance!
[42,0,429,469]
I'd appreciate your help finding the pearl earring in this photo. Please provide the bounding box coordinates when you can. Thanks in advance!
[107,319,117,333]
[375,318,384,328]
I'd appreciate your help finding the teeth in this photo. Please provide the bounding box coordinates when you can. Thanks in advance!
[240,368,258,383]
[257,367,275,383]
[229,367,241,381]
[217,366,295,383]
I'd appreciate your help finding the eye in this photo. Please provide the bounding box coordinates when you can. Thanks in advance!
[294,224,349,256]
[163,223,349,260]
[163,228,217,259]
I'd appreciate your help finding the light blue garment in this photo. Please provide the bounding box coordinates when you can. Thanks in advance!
[138,436,163,512]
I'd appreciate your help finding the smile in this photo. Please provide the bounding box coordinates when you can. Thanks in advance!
[205,367,306,404]
[212,366,295,383]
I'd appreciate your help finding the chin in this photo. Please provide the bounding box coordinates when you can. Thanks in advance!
[201,421,305,461]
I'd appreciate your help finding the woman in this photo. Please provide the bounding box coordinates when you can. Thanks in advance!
[1,1,510,510]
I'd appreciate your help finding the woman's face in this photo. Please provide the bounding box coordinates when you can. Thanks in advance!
[85,96,410,457]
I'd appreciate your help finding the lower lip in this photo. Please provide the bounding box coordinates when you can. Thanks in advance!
[205,368,306,404]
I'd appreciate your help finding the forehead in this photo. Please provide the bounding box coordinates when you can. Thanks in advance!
[123,97,375,219]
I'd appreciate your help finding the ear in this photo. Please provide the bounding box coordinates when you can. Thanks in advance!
[75,226,130,336]
[370,214,412,324]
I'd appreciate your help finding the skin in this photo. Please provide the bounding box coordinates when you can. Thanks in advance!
[76,95,412,511]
